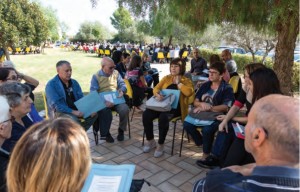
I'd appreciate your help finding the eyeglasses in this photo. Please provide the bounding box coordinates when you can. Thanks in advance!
[0,116,15,124]
[108,66,115,70]
[6,75,19,81]
[208,71,219,75]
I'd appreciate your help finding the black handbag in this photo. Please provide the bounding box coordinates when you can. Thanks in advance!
[130,179,151,192]
[189,107,223,121]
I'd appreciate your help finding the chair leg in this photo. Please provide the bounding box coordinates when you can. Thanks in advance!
[179,127,185,157]
[127,116,131,138]
[130,107,135,122]
[171,121,177,156]
[93,127,98,145]
[142,131,145,146]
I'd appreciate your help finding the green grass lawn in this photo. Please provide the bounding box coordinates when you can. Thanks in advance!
[10,48,102,111]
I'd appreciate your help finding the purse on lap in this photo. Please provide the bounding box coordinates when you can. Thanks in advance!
[189,107,223,121]
[145,94,175,112]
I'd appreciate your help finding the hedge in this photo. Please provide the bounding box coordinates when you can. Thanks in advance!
[199,48,299,93]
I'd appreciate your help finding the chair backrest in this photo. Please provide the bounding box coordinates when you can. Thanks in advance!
[157,52,165,59]
[42,91,49,119]
[100,49,105,54]
[182,51,189,58]
[124,79,133,99]
[139,52,144,57]
[167,52,171,58]
[105,49,110,56]
[229,75,240,94]
[25,47,30,53]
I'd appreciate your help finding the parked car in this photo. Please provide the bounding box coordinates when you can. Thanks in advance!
[215,46,246,54]
[55,41,61,47]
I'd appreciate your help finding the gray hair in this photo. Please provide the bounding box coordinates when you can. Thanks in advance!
[101,57,114,67]
[2,60,15,68]
[56,60,71,68]
[253,96,299,162]
[0,95,10,122]
[0,82,31,107]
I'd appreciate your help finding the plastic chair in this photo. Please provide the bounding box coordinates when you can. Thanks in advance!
[229,76,240,94]
[142,116,181,156]
[25,47,30,54]
[105,49,111,56]
[157,52,165,60]
[42,91,49,119]
[182,51,189,58]
[124,79,137,122]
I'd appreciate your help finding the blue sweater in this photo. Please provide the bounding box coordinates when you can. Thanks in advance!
[45,75,84,114]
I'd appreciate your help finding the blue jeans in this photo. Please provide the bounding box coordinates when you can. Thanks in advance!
[183,121,220,154]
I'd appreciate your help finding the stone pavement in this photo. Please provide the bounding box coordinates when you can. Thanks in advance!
[87,110,209,192]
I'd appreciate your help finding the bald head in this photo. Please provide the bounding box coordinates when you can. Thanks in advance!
[101,57,115,75]
[246,94,299,163]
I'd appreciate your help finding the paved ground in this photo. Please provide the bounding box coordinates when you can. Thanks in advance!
[87,63,209,191]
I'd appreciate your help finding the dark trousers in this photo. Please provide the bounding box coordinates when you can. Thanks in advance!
[143,109,180,144]
[222,138,255,167]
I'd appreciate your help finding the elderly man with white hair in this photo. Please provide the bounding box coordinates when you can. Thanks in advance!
[0,95,13,190]
[90,57,129,143]
[193,94,299,192]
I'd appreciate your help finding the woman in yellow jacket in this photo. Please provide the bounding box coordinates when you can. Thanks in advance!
[142,58,194,157]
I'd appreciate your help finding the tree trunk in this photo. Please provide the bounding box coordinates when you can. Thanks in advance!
[4,48,10,60]
[273,11,299,95]
[168,35,173,46]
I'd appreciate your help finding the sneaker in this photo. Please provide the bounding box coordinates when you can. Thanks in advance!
[196,155,219,169]
[105,134,114,143]
[117,128,124,141]
[154,144,164,158]
[143,139,156,153]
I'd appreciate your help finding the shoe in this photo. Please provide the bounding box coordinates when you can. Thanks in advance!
[154,144,164,158]
[196,155,219,169]
[117,128,124,141]
[105,134,114,143]
[143,139,156,153]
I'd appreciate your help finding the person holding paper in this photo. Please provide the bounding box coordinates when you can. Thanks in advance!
[46,60,97,131]
[142,58,194,158]
[183,61,235,165]
[193,95,299,192]
[90,57,129,143]
[6,118,92,192]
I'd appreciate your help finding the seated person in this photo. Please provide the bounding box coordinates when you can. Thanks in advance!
[46,60,97,130]
[125,55,153,108]
[142,58,194,158]
[0,82,33,152]
[0,95,12,191]
[90,57,129,143]
[193,95,299,192]
[0,67,42,123]
[183,61,234,163]
[114,50,126,79]
[190,48,208,76]
[7,118,91,192]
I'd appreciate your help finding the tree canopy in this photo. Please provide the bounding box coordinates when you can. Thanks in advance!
[74,21,111,42]
[0,0,48,48]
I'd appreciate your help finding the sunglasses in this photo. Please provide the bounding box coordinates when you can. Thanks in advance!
[0,116,15,124]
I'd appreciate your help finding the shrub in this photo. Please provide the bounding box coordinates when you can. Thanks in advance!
[199,48,299,92]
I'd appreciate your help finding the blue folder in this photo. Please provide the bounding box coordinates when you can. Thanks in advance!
[75,91,125,118]
[184,115,214,126]
[81,164,135,192]
[160,89,180,109]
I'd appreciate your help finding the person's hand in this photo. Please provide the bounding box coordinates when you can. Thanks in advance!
[223,163,256,176]
[155,93,164,101]
[117,89,124,98]
[193,106,202,113]
[216,115,226,121]
[218,120,228,132]
[200,102,212,111]
[105,101,114,108]
[91,112,97,117]
[192,72,198,76]
[72,110,83,117]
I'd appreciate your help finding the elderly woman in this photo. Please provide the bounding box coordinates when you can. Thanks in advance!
[7,118,91,192]
[143,58,194,158]
[0,68,42,123]
[183,61,235,162]
[0,82,33,152]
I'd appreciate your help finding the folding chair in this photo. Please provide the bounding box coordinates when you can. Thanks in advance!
[142,116,181,156]
[42,91,49,119]
[182,51,189,58]
[104,49,111,56]
[157,52,165,63]
[229,75,240,94]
